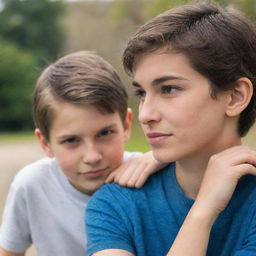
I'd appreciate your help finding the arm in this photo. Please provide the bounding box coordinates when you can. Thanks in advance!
[167,146,256,256]
[105,151,166,188]
[92,249,133,256]
[0,248,25,256]
[0,183,32,254]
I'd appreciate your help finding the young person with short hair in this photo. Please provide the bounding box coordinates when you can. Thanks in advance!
[0,51,162,256]
[86,3,256,255]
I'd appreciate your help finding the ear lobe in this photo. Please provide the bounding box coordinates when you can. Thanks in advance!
[123,108,133,142]
[34,128,54,158]
[226,77,253,117]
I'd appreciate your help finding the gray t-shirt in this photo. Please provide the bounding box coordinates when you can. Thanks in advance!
[0,152,139,255]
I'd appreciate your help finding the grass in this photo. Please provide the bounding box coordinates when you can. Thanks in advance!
[0,131,36,143]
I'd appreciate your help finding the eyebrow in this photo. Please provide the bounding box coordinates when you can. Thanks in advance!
[56,123,118,140]
[100,123,118,130]
[132,75,188,88]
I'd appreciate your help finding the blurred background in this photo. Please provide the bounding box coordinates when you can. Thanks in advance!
[0,0,255,255]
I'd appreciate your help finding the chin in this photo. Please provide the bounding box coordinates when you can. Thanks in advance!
[152,150,175,164]
[153,150,172,163]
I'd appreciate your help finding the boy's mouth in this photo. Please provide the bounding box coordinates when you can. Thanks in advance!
[146,132,172,145]
[80,167,108,179]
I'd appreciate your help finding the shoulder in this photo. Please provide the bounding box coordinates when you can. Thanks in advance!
[88,163,174,210]
[88,183,134,207]
[12,157,59,191]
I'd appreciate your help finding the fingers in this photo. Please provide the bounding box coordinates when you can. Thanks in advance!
[196,145,256,215]
[119,163,146,188]
[134,170,151,188]
[114,160,149,188]
[234,163,256,177]
[209,146,255,166]
[105,171,116,183]
[105,155,158,188]
[105,156,141,186]
[105,151,166,188]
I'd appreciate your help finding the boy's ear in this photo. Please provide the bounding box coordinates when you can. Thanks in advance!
[34,128,54,158]
[225,77,253,117]
[123,108,133,142]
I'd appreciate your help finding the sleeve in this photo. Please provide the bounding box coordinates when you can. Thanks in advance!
[123,151,143,162]
[86,184,135,256]
[0,181,32,253]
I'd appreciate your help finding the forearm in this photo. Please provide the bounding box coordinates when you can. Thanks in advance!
[167,202,218,256]
[167,146,256,255]
[0,247,25,256]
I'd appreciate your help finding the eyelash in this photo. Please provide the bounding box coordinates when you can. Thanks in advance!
[161,85,179,94]
[134,89,146,99]
[98,129,114,137]
[61,137,79,144]
[134,85,179,100]
[59,129,114,144]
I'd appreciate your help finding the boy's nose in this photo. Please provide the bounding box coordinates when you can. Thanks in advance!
[138,97,160,125]
[83,144,102,165]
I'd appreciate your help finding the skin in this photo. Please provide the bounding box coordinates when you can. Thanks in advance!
[92,49,256,255]
[0,103,132,256]
[0,248,24,256]
[36,102,132,195]
[0,100,165,255]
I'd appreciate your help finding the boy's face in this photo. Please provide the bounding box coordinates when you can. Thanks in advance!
[133,49,232,163]
[36,103,132,195]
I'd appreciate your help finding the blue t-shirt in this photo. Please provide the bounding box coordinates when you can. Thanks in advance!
[86,163,256,256]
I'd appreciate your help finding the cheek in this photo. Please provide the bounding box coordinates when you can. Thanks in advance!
[56,153,77,176]
[180,104,226,141]
[104,140,124,167]
[172,96,219,124]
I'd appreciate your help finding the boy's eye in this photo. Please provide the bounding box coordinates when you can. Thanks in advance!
[98,129,113,137]
[134,89,146,99]
[161,85,179,94]
[61,137,79,144]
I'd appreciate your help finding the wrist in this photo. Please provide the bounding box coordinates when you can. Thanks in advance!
[188,202,219,229]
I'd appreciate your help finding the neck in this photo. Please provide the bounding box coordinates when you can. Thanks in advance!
[175,137,242,200]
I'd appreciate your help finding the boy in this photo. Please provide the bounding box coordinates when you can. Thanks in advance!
[0,51,162,256]
[86,2,256,256]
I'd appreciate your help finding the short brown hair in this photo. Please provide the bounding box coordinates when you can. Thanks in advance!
[33,51,127,140]
[123,2,256,137]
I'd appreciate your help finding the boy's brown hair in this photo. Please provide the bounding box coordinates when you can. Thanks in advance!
[33,51,128,141]
[123,2,256,137]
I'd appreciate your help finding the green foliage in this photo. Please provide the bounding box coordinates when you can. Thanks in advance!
[0,0,67,132]
[0,39,38,131]
[144,0,191,19]
[0,0,66,62]
[112,0,256,24]
[236,0,256,22]
[111,0,147,25]
[125,122,150,153]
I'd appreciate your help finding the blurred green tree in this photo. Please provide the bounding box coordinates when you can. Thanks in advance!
[0,0,66,62]
[236,0,256,22]
[112,0,256,23]
[0,0,66,132]
[111,0,147,25]
[0,39,38,131]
